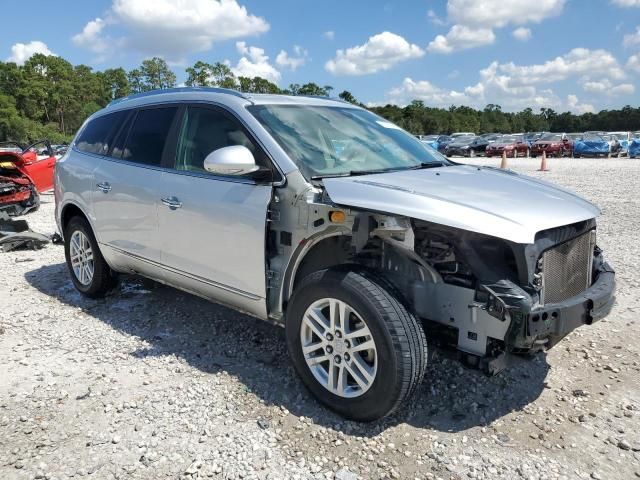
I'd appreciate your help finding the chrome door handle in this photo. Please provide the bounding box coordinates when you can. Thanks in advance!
[161,196,182,210]
[97,182,111,193]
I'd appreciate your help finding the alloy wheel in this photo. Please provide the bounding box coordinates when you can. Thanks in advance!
[300,298,377,398]
[69,230,94,286]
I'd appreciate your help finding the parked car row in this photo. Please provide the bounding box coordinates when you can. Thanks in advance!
[418,131,640,158]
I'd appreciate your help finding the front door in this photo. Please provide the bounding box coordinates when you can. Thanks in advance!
[157,105,273,318]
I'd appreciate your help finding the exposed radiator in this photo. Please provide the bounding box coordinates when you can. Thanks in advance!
[540,230,596,304]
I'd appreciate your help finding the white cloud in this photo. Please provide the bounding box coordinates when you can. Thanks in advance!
[512,27,532,41]
[582,79,634,96]
[427,9,447,26]
[275,45,308,71]
[231,42,280,83]
[383,47,633,111]
[623,26,640,47]
[7,41,56,65]
[427,25,495,54]
[610,83,636,95]
[72,17,110,58]
[583,79,611,93]
[567,94,595,114]
[611,0,640,6]
[73,0,269,60]
[323,31,335,40]
[386,77,475,107]
[427,1,563,54]
[325,31,424,75]
[498,48,626,85]
[447,0,566,28]
[628,53,640,72]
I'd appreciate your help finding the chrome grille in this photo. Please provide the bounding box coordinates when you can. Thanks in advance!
[540,231,595,304]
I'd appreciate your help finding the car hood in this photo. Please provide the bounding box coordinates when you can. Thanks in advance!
[322,165,600,244]
[533,140,561,145]
[489,142,515,148]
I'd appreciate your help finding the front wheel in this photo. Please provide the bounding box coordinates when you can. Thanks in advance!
[286,268,427,421]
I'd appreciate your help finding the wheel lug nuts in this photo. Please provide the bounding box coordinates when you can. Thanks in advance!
[326,345,333,353]
[335,331,342,338]
[326,333,333,341]
[344,353,350,361]
[334,356,341,364]
[344,340,350,348]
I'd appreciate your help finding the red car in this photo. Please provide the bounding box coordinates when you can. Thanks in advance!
[485,135,530,157]
[0,140,56,215]
[531,133,572,158]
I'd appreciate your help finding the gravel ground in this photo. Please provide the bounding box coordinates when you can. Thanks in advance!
[1,157,639,480]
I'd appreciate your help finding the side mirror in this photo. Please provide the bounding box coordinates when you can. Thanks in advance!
[203,145,259,176]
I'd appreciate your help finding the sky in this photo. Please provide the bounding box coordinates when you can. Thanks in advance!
[2,0,640,112]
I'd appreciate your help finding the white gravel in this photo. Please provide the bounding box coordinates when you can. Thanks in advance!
[1,158,639,480]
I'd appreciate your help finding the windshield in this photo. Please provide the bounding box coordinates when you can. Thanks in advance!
[499,136,518,143]
[584,133,609,141]
[248,105,448,179]
[540,134,564,141]
[453,136,476,145]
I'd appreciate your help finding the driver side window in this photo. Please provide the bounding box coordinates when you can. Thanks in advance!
[175,106,268,175]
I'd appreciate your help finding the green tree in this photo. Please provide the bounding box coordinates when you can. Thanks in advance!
[139,57,176,90]
[338,90,358,104]
[185,61,237,88]
[99,68,131,101]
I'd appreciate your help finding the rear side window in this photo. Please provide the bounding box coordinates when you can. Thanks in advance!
[121,107,178,166]
[76,111,128,155]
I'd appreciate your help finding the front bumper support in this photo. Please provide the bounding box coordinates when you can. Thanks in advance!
[527,264,615,338]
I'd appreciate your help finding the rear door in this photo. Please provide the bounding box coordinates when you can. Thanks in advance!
[91,105,180,275]
[157,104,273,317]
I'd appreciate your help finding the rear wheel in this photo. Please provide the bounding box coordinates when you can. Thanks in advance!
[286,268,427,421]
[64,216,117,298]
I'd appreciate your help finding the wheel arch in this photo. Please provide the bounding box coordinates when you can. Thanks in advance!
[61,202,89,232]
[279,230,353,314]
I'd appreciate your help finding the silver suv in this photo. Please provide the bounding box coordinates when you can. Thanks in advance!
[55,88,615,421]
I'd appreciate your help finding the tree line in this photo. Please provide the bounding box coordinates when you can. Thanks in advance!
[1,53,639,144]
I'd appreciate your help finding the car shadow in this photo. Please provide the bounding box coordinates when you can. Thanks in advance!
[25,262,549,436]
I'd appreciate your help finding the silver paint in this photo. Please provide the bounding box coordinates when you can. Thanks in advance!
[323,165,600,244]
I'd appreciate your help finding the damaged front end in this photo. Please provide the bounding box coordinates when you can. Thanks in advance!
[358,217,616,371]
[268,165,615,374]
[0,161,39,216]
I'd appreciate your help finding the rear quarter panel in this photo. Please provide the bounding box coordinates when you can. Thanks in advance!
[55,149,99,237]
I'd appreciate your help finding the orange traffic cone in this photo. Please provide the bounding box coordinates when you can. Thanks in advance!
[538,150,549,171]
[500,150,508,169]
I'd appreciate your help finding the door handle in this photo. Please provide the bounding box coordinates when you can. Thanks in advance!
[161,196,182,210]
[97,182,111,193]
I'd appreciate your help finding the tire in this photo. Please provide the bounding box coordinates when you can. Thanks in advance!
[469,149,476,158]
[64,216,117,298]
[556,149,563,158]
[286,268,427,421]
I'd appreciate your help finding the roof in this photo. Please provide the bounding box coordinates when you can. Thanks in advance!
[105,87,352,111]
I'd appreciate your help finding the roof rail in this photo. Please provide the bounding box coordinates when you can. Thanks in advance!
[285,93,351,105]
[107,86,249,107]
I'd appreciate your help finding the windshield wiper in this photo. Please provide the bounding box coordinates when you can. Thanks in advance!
[311,162,446,180]
[407,161,446,170]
